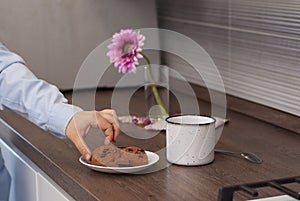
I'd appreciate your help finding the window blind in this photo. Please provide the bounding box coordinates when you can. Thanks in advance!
[157,0,300,116]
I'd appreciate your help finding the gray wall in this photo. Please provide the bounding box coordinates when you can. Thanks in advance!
[0,0,158,89]
[157,0,300,116]
[2,0,300,116]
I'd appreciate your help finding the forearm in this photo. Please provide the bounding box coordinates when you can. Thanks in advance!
[0,63,82,138]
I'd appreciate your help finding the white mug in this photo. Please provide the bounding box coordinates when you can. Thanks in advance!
[166,114,221,166]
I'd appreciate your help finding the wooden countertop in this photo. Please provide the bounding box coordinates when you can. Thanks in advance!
[0,89,299,201]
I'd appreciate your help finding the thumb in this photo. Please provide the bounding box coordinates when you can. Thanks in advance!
[66,115,92,161]
[72,137,91,161]
[67,129,91,160]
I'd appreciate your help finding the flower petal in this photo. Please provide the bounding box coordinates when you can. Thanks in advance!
[107,29,145,74]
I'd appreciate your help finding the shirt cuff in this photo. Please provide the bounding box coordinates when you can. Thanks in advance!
[47,103,83,139]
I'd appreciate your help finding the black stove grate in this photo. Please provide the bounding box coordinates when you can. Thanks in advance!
[218,176,300,201]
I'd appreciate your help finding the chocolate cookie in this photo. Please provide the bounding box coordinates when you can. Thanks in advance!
[91,145,124,167]
[120,146,148,166]
[91,145,148,167]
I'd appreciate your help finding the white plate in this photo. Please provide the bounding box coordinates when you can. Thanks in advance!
[79,151,159,174]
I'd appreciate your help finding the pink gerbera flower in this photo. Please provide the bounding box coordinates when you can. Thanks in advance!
[107,29,145,74]
[106,29,168,116]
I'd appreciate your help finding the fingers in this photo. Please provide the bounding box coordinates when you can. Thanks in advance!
[73,137,91,161]
[65,110,120,160]
[96,110,120,144]
[100,109,120,128]
[66,114,92,160]
[110,110,120,141]
[104,127,114,145]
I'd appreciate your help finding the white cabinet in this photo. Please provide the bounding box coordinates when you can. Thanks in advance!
[0,139,36,201]
[37,173,72,201]
[0,138,74,201]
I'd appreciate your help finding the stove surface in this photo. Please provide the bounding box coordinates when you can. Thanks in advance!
[218,176,300,201]
[249,195,298,201]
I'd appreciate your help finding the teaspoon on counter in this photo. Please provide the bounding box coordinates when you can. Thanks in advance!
[215,149,263,164]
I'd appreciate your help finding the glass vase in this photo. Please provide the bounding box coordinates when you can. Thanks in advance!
[144,65,169,120]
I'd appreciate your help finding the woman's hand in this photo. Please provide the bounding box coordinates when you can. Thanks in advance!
[65,109,120,161]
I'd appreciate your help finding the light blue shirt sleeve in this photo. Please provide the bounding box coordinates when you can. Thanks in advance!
[0,43,83,138]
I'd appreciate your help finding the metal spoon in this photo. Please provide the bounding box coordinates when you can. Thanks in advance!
[215,149,263,164]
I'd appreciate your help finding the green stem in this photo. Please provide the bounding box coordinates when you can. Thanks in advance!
[140,52,168,116]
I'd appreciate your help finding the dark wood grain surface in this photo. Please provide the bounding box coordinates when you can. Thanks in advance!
[0,89,299,201]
